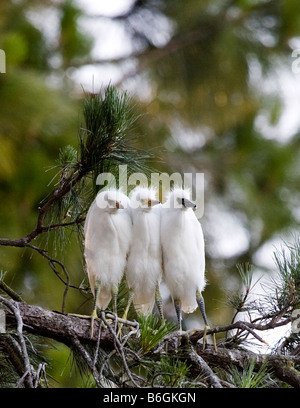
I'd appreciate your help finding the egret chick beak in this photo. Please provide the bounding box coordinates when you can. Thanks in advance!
[182,198,197,210]
[149,199,160,207]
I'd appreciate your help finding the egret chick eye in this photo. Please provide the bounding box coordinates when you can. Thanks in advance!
[140,198,149,207]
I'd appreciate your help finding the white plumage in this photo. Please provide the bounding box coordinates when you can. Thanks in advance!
[161,187,207,330]
[84,188,132,320]
[125,186,163,317]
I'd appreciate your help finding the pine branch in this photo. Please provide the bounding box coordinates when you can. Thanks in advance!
[0,85,154,280]
[187,345,223,388]
[193,344,300,388]
[2,298,300,388]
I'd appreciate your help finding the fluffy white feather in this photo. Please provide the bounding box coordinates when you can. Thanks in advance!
[161,187,206,314]
[84,188,132,310]
[126,186,162,314]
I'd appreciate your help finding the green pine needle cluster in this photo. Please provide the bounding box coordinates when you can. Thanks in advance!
[227,263,260,318]
[228,358,273,388]
[0,332,49,388]
[272,239,300,311]
[137,314,177,355]
[151,356,191,388]
[79,85,153,186]
[80,86,133,177]
[225,239,300,354]
[43,85,155,251]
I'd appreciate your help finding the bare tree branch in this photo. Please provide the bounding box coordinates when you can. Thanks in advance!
[2,298,300,388]
[1,298,34,387]
[194,344,300,388]
[187,345,223,388]
[2,299,112,348]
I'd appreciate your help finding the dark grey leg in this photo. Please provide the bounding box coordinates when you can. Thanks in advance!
[90,280,101,338]
[174,298,182,331]
[196,290,217,351]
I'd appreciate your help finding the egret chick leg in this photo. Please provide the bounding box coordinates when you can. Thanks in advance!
[110,284,120,332]
[90,280,101,338]
[117,289,134,337]
[173,298,183,349]
[196,291,217,351]
[174,299,182,331]
[155,285,164,322]
[112,284,118,315]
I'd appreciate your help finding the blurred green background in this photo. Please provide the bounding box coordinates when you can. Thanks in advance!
[1,0,300,387]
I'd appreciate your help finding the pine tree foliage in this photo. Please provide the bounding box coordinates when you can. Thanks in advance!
[137,314,177,355]
[228,358,274,388]
[39,85,154,260]
[79,86,154,186]
[1,0,300,388]
[0,137,300,389]
[0,84,300,388]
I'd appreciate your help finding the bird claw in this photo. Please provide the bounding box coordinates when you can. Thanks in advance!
[117,324,125,339]
[67,312,100,338]
[203,325,217,352]
[186,326,217,351]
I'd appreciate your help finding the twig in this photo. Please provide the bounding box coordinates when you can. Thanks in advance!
[16,370,32,388]
[3,299,300,387]
[98,348,117,381]
[93,320,102,369]
[196,344,300,388]
[0,279,24,302]
[187,345,223,388]
[0,170,85,312]
[101,311,140,388]
[188,317,293,346]
[105,312,139,327]
[151,371,180,388]
[0,217,85,249]
[232,322,269,345]
[0,297,34,388]
[34,363,49,388]
[26,244,71,313]
[71,336,104,388]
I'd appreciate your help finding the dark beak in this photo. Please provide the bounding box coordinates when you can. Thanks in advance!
[182,198,197,210]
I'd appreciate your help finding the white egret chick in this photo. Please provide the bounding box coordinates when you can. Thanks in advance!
[84,188,132,337]
[124,186,163,321]
[161,187,216,349]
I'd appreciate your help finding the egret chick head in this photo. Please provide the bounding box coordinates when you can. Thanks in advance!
[130,186,160,210]
[165,187,197,210]
[96,188,129,212]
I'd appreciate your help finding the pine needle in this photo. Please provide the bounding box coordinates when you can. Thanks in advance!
[42,85,157,253]
[228,358,273,388]
[137,314,177,355]
[79,85,154,188]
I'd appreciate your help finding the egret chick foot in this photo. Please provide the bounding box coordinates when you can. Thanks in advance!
[186,327,217,351]
[203,325,217,351]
